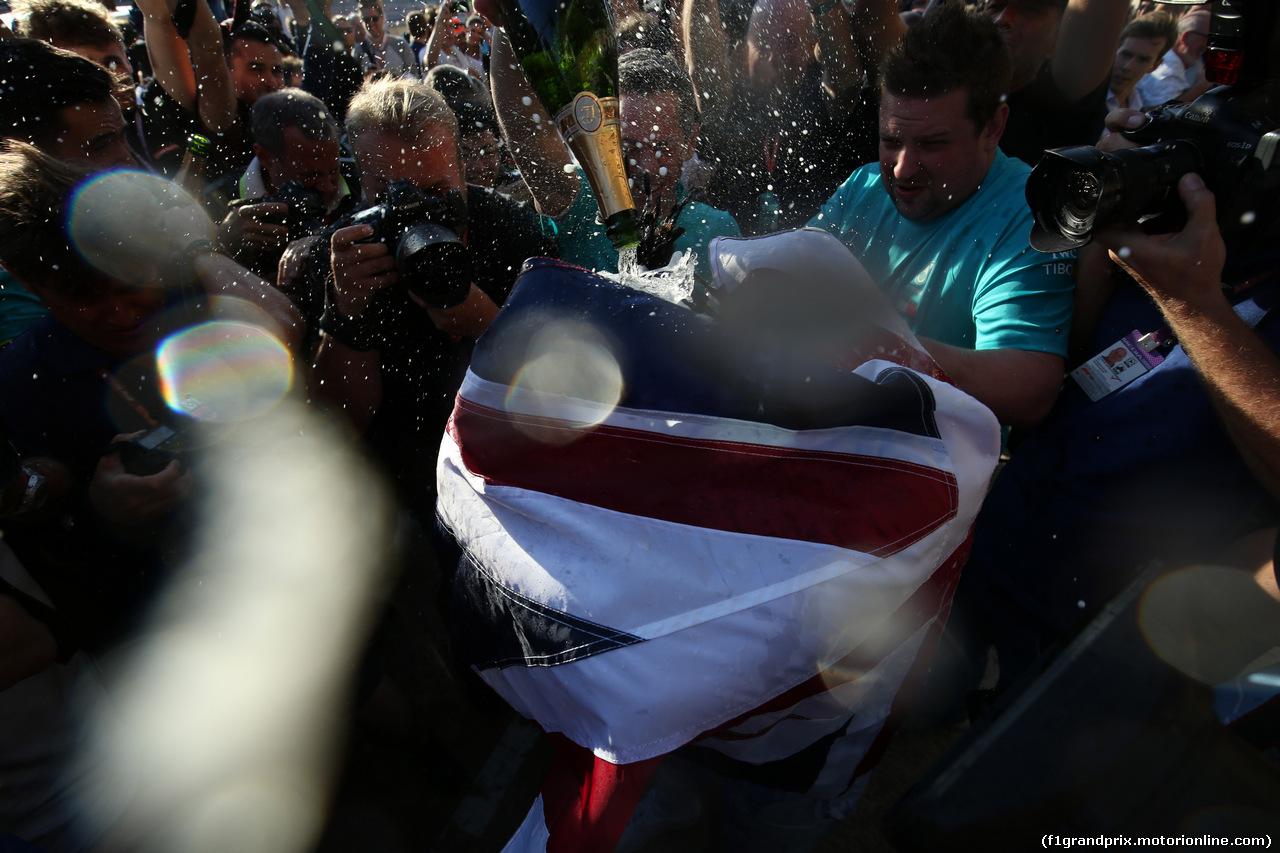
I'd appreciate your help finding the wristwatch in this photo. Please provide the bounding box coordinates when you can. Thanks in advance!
[16,468,47,516]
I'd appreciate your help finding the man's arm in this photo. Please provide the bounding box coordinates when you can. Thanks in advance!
[846,0,904,88]
[136,0,199,109]
[916,340,1064,429]
[423,0,467,71]
[681,0,732,133]
[488,30,578,218]
[812,2,865,123]
[1051,0,1130,104]
[1098,173,1280,498]
[138,0,240,134]
[191,251,306,353]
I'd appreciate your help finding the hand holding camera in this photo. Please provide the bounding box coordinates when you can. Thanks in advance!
[1027,84,1280,254]
[91,435,193,527]
[1095,172,1228,312]
[322,180,475,350]
[330,221,399,318]
[218,201,290,258]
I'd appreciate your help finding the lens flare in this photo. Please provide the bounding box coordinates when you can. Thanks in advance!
[1138,565,1280,686]
[73,403,393,853]
[157,321,292,422]
[68,170,214,286]
[504,318,623,445]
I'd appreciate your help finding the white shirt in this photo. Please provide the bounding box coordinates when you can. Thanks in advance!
[1135,49,1203,106]
[1106,85,1146,114]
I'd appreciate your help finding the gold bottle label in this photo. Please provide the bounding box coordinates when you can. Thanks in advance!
[556,93,635,223]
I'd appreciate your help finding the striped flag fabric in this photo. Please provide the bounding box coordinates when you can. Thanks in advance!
[438,246,1001,852]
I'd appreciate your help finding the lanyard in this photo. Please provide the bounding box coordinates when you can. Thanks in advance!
[97,368,160,428]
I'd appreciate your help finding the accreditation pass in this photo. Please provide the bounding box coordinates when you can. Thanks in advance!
[1070,330,1166,402]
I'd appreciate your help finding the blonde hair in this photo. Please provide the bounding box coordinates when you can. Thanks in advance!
[346,77,461,153]
[0,139,96,293]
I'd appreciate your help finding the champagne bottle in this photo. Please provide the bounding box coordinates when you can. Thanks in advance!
[175,134,211,198]
[494,0,640,250]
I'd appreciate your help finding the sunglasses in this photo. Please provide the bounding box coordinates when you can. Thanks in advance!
[362,14,381,22]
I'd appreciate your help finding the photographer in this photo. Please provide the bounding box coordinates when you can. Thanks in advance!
[0,141,301,653]
[211,88,359,291]
[947,104,1280,690]
[307,77,555,515]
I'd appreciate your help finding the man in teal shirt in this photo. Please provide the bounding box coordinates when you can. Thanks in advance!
[490,42,738,287]
[554,49,739,285]
[810,4,1073,429]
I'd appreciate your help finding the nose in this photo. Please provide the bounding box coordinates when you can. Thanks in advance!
[107,289,153,325]
[989,5,1017,31]
[313,173,339,200]
[890,146,919,182]
[110,138,138,169]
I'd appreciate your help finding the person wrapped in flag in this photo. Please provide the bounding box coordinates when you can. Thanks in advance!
[438,228,1002,852]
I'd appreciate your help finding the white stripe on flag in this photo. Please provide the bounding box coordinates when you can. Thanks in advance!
[500,795,550,853]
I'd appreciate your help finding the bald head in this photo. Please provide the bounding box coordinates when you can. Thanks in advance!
[1175,11,1211,65]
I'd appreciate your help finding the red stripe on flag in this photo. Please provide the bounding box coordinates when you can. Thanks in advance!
[451,399,958,557]
[849,540,972,782]
[542,733,664,853]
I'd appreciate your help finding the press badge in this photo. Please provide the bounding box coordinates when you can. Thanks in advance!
[1070,330,1168,401]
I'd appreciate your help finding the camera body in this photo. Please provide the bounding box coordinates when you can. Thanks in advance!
[347,180,473,309]
[1027,84,1280,252]
[115,424,187,477]
[260,180,326,244]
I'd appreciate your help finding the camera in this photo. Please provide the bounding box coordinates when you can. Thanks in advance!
[1026,85,1280,253]
[114,424,188,477]
[260,180,325,243]
[347,179,473,309]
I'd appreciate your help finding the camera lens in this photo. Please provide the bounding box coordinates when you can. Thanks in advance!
[396,222,473,309]
[1056,170,1103,240]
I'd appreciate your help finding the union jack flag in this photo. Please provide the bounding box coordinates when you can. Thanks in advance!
[438,248,1000,852]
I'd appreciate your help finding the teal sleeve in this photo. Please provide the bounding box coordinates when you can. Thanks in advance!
[971,241,1076,357]
[0,272,46,347]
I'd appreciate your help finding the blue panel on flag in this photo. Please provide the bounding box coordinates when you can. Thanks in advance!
[470,259,942,438]
[454,554,643,671]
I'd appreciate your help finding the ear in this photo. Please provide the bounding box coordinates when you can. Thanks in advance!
[984,101,1010,151]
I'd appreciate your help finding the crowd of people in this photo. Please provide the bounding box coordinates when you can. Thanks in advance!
[0,0,1278,848]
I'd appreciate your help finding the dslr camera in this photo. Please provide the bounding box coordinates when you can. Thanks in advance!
[1027,0,1280,253]
[1027,86,1280,252]
[114,423,189,477]
[260,180,326,243]
[347,179,473,309]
